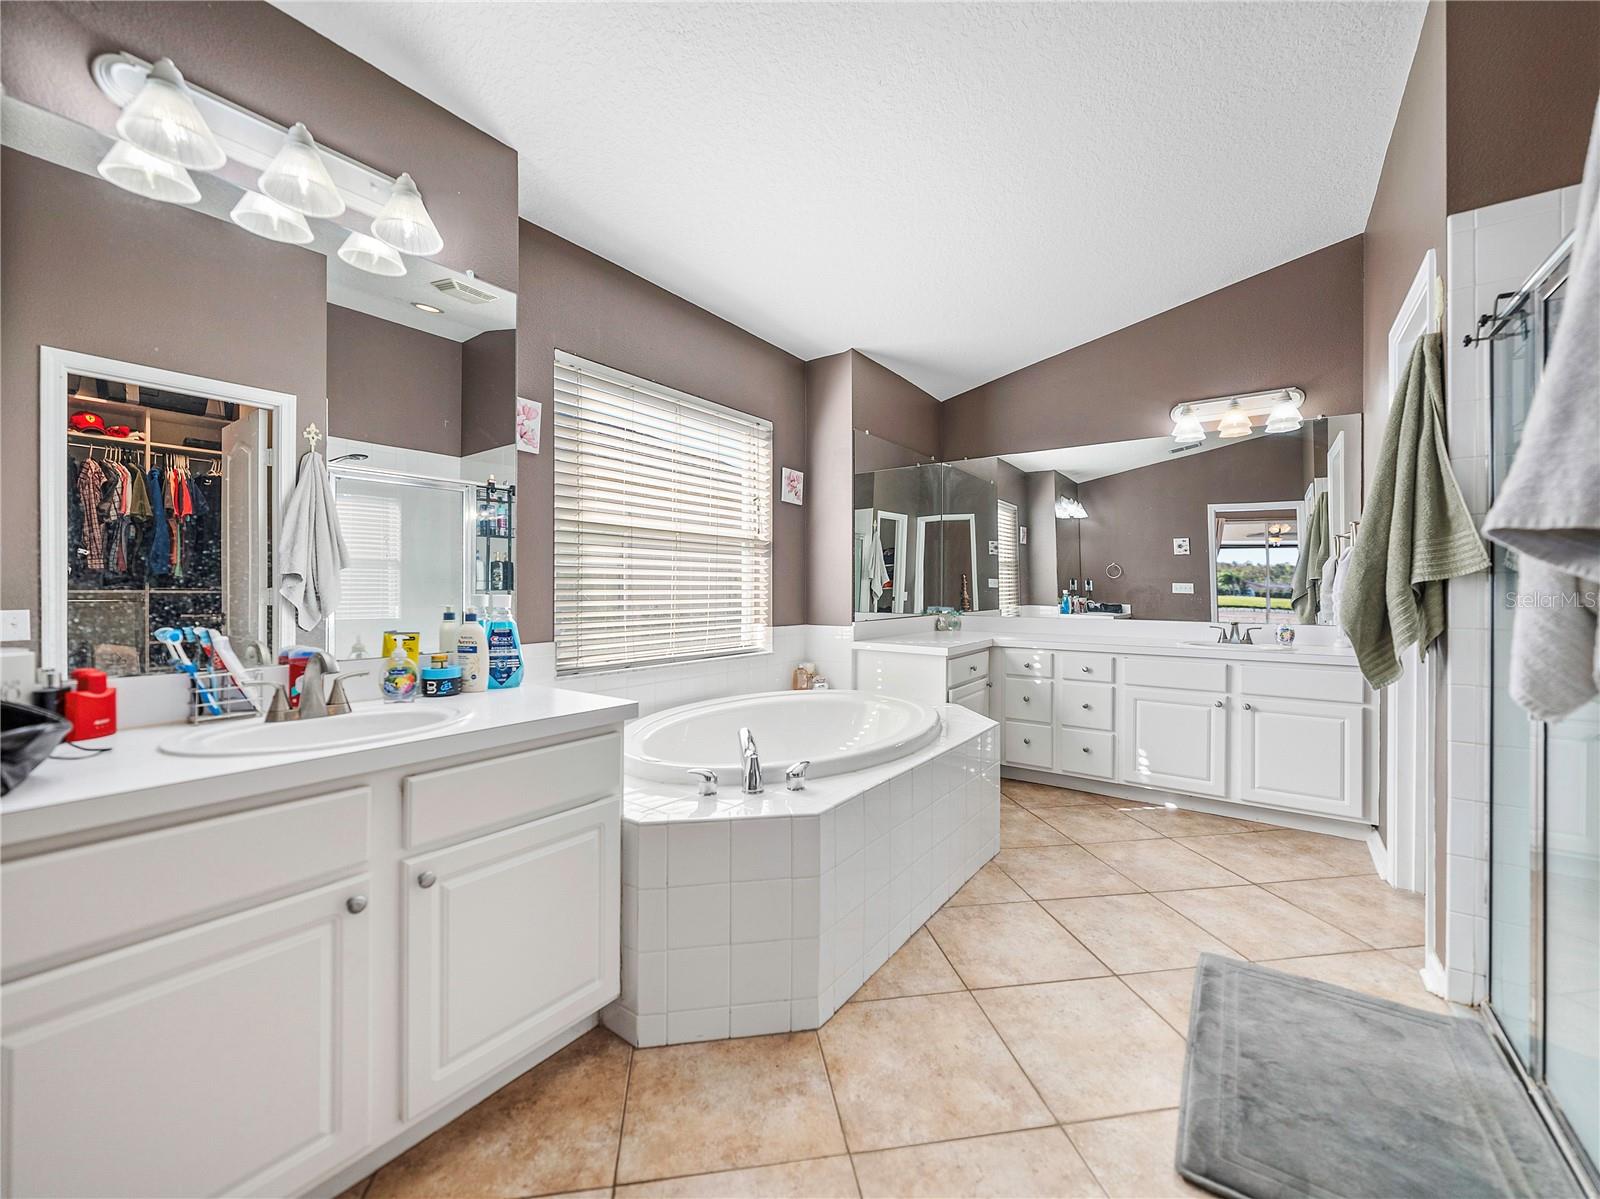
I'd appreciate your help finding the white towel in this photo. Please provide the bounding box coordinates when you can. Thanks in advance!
[866,530,891,603]
[278,451,350,631]
[1482,97,1600,721]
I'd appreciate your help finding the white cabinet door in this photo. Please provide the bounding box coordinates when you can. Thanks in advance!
[1235,695,1366,821]
[404,796,619,1117]
[1118,686,1228,798]
[949,678,990,716]
[3,878,370,1199]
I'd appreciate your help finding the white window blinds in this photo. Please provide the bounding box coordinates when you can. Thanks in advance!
[336,492,402,621]
[997,500,1019,616]
[553,352,774,675]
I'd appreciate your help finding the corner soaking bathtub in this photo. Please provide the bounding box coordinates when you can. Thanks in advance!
[623,689,941,784]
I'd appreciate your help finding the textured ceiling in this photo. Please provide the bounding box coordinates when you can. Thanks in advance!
[276,1,1424,399]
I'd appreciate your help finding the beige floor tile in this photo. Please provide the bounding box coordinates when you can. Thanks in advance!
[1388,945,1427,968]
[1085,839,1247,891]
[817,991,1053,1151]
[976,977,1187,1123]
[367,1029,630,1199]
[944,861,1031,906]
[1122,805,1272,838]
[1120,969,1196,1037]
[1001,802,1071,848]
[1002,780,1110,810]
[616,1033,845,1183]
[994,845,1142,900]
[1042,894,1239,974]
[333,1180,373,1199]
[1155,886,1366,960]
[851,927,964,1001]
[1036,805,1165,843]
[616,1157,858,1198]
[544,1191,614,1199]
[928,901,1108,987]
[852,1127,1101,1198]
[1066,1109,1207,1198]
[1260,950,1450,1013]
[1264,874,1426,948]
[1176,829,1375,883]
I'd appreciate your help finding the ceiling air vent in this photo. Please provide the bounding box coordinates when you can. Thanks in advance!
[429,276,496,305]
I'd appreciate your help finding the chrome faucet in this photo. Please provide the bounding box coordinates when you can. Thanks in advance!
[1210,621,1245,645]
[297,653,362,719]
[738,727,763,794]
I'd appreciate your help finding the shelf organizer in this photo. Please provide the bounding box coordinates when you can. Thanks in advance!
[475,480,516,595]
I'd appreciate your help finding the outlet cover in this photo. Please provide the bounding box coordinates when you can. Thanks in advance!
[1171,582,1195,595]
[1173,537,1190,555]
[1,610,30,641]
[1019,526,1028,545]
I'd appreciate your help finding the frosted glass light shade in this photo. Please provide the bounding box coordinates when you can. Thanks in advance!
[1217,402,1252,439]
[97,139,201,204]
[1265,399,1304,434]
[337,231,407,277]
[114,58,226,171]
[260,122,345,218]
[230,191,313,244]
[1171,405,1206,445]
[371,172,444,256]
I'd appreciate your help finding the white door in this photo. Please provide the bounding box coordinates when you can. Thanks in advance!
[1235,695,1367,820]
[1118,686,1228,797]
[2,878,370,1199]
[403,797,619,1117]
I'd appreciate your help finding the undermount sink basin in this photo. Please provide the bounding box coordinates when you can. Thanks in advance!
[1177,639,1293,651]
[159,705,469,757]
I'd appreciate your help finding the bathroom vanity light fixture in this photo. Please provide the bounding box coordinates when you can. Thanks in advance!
[259,123,345,218]
[1169,388,1305,442]
[230,191,314,244]
[1217,400,1252,439]
[96,139,201,205]
[372,173,444,257]
[1171,405,1206,446]
[1055,496,1088,520]
[113,57,226,171]
[1265,397,1305,434]
[338,232,407,277]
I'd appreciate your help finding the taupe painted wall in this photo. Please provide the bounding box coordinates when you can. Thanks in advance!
[851,351,942,459]
[0,147,327,630]
[327,305,463,457]
[1075,435,1309,622]
[461,330,515,457]
[806,353,856,627]
[0,1,518,289]
[1445,0,1600,216]
[938,237,1365,461]
[518,221,809,642]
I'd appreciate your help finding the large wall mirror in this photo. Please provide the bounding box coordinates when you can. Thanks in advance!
[5,85,517,677]
[854,416,1361,624]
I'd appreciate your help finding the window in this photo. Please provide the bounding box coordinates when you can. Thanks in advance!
[996,500,1019,615]
[553,352,773,675]
[1211,507,1299,624]
[336,492,403,621]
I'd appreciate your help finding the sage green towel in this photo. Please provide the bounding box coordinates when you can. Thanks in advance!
[1292,492,1329,624]
[1340,333,1490,687]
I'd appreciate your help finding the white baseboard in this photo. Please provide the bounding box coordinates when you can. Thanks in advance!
[1420,950,1448,1000]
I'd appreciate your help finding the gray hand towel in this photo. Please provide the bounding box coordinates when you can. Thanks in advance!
[278,451,350,632]
[1292,492,1329,624]
[1482,97,1600,722]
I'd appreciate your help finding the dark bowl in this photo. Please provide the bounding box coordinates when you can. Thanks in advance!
[1,701,72,795]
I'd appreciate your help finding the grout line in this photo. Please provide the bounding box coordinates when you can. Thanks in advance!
[608,1039,636,1192]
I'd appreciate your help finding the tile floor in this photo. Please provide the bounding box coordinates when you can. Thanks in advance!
[343,781,1436,1199]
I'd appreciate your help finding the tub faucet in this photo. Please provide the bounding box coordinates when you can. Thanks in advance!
[738,727,763,794]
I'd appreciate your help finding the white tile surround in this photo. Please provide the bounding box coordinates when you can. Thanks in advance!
[603,708,1001,1046]
[1442,183,1580,1005]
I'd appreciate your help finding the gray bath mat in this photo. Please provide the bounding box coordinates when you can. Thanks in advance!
[1177,955,1580,1199]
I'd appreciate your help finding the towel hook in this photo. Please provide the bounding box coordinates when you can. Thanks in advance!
[303,422,322,452]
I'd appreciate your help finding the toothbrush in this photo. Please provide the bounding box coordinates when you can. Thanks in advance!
[155,626,223,715]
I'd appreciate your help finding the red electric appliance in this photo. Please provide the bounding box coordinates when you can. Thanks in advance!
[64,669,117,742]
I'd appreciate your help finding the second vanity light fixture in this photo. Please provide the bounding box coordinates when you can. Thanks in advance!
[1055,496,1089,520]
[91,53,443,275]
[1170,387,1305,445]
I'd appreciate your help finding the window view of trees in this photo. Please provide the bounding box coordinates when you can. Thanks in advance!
[1214,513,1299,624]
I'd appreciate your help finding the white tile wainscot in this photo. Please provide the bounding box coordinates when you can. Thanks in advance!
[604,705,999,1046]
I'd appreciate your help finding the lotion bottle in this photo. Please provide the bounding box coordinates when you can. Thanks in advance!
[438,606,460,661]
[456,608,489,692]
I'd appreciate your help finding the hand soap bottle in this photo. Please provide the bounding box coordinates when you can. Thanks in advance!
[485,603,524,689]
[381,648,419,703]
[456,607,489,692]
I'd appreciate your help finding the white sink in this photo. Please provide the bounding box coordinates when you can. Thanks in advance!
[160,705,469,757]
[1176,639,1293,651]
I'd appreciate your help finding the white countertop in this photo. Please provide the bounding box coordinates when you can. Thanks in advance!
[852,630,1361,668]
[2,686,638,851]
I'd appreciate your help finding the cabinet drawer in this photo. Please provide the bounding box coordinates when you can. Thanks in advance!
[1004,721,1053,769]
[1002,648,1054,678]
[947,652,989,689]
[1004,677,1053,722]
[404,731,621,849]
[1057,729,1115,780]
[1123,655,1227,692]
[1056,681,1114,731]
[1058,652,1114,682]
[2,787,369,981]
[1239,663,1367,705]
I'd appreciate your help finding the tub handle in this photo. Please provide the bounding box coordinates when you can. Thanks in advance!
[785,761,810,792]
[687,768,719,796]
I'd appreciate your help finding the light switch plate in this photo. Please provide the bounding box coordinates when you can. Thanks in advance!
[1019,526,1028,545]
[1171,582,1195,595]
[1,610,30,641]
[1173,537,1190,555]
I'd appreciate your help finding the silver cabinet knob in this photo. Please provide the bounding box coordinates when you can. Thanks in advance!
[1022,737,1032,746]
[346,895,368,915]
[1214,700,1224,708]
[1242,702,1253,711]
[418,871,437,889]
[969,664,979,673]
[1025,662,1036,670]
[1081,746,1091,753]
[1022,695,1031,703]
[1081,666,1091,673]
[1081,702,1091,710]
